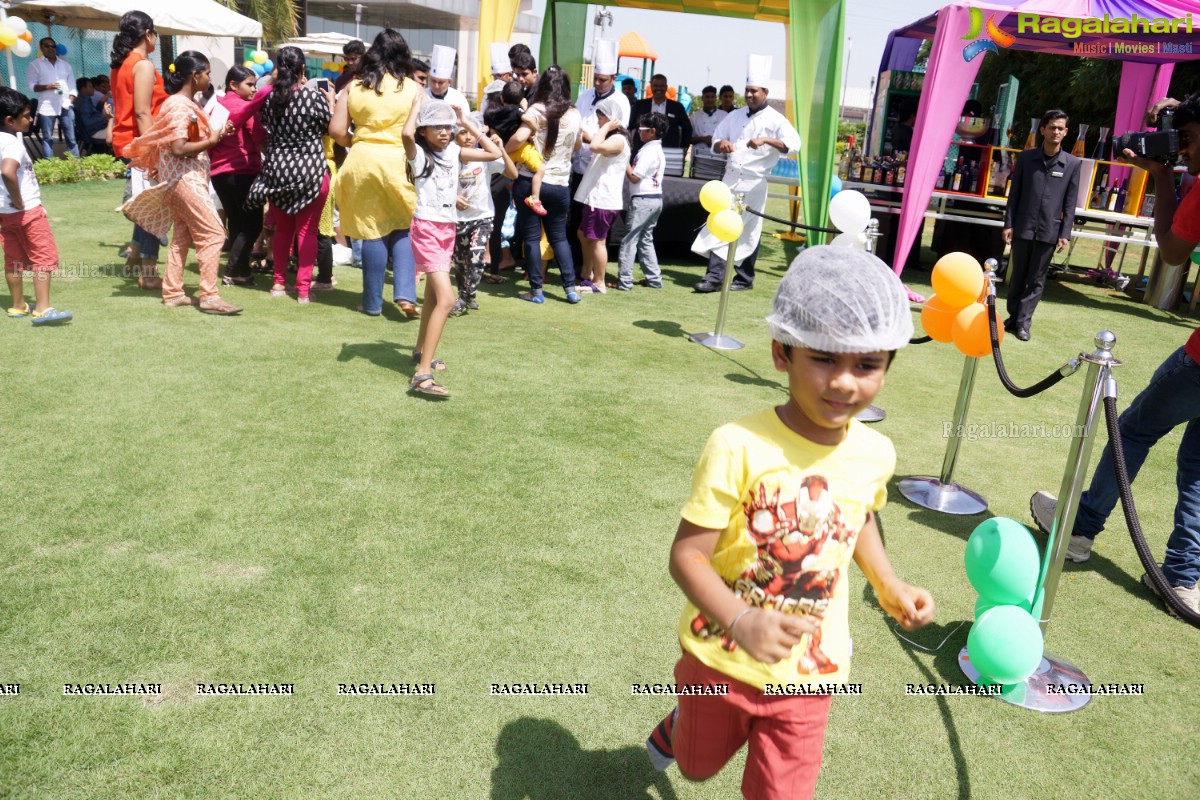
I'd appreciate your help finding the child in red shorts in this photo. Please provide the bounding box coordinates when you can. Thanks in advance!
[1,88,71,325]
[646,247,934,799]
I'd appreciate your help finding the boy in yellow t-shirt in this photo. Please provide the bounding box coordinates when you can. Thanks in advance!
[646,247,935,800]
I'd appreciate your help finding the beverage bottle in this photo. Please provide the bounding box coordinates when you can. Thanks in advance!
[838,145,850,180]
[967,161,980,193]
[1004,173,1012,197]
[187,113,201,143]
[1115,179,1129,213]
[1106,180,1119,212]
[952,156,964,192]
[885,158,895,187]
[895,153,907,186]
[853,150,864,181]
[863,158,875,184]
[1089,178,1104,209]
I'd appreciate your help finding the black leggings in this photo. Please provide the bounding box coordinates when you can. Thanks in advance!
[211,172,264,280]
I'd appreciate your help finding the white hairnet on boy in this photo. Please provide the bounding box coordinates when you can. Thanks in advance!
[766,246,913,353]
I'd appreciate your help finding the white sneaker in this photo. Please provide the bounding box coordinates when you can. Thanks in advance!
[1141,573,1200,618]
[1065,536,1095,563]
[1031,491,1094,562]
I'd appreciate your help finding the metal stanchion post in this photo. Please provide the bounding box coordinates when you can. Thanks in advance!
[690,193,746,351]
[958,331,1120,713]
[856,219,887,423]
[898,354,988,514]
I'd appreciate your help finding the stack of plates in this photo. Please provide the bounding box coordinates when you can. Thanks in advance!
[692,153,727,180]
[662,147,686,178]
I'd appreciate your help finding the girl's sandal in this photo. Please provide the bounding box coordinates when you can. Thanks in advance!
[411,352,446,371]
[409,373,450,399]
[483,274,506,284]
[524,196,548,216]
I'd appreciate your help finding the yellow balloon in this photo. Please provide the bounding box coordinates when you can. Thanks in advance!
[699,180,732,213]
[253,50,268,65]
[244,60,255,69]
[0,29,16,47]
[708,209,744,243]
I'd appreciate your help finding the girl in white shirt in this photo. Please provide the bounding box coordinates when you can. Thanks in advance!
[402,95,501,399]
[573,97,629,294]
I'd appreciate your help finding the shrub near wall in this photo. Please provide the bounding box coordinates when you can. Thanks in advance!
[34,154,125,185]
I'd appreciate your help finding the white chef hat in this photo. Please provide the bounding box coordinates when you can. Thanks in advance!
[746,53,772,90]
[430,45,456,80]
[594,39,618,76]
[490,42,511,76]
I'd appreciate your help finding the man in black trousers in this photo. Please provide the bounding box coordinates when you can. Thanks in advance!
[1002,109,1080,341]
[629,74,692,158]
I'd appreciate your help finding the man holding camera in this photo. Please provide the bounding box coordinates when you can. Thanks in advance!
[1031,93,1200,619]
[1002,109,1081,341]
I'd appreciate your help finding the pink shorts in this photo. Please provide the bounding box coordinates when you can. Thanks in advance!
[671,650,832,800]
[410,217,455,273]
[2,206,58,273]
[580,205,621,240]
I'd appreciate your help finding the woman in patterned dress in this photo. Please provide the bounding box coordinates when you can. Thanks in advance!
[247,46,334,305]
[121,51,241,314]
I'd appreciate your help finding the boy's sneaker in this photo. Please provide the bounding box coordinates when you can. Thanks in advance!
[448,299,468,317]
[1030,491,1095,563]
[1141,573,1200,618]
[465,297,479,310]
[646,708,677,772]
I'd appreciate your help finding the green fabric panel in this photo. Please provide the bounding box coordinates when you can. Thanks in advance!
[539,2,588,101]
[789,0,844,238]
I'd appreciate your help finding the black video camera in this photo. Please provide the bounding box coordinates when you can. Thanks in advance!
[1115,108,1179,161]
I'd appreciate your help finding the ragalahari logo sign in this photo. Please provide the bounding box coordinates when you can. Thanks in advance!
[962,6,1015,61]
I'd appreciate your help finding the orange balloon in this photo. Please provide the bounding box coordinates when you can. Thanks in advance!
[920,294,958,343]
[932,252,984,309]
[952,302,1002,358]
[19,31,32,43]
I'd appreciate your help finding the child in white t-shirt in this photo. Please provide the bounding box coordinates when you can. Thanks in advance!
[402,95,501,398]
[574,97,629,294]
[618,112,668,291]
[451,119,517,316]
[0,88,71,324]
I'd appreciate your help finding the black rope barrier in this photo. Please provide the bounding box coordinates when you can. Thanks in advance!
[1106,395,1200,626]
[985,296,1073,398]
[742,207,839,235]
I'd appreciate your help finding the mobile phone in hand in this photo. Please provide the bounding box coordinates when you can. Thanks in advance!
[314,78,331,93]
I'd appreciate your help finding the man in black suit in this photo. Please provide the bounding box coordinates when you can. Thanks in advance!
[1002,109,1081,341]
[629,74,691,157]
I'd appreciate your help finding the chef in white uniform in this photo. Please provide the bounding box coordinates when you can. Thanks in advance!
[691,54,800,293]
[689,85,727,159]
[426,45,471,116]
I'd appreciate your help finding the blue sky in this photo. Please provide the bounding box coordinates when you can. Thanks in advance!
[529,0,951,94]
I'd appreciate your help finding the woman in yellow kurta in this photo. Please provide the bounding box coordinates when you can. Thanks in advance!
[330,28,420,317]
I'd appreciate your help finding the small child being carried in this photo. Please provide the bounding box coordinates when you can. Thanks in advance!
[484,80,549,216]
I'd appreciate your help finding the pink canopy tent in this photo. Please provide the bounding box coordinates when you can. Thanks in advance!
[887,0,1200,295]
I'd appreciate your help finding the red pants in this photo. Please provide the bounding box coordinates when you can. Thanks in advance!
[1,206,58,273]
[271,173,330,298]
[672,651,832,800]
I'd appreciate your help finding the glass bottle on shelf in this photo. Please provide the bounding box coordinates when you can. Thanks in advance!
[1105,179,1119,212]
[1089,176,1104,210]
[952,156,965,192]
[838,145,850,180]
[1115,179,1129,214]
[895,152,907,187]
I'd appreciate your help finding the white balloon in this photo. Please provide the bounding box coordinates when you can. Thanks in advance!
[828,189,871,234]
[12,39,30,58]
[6,16,27,36]
[829,231,867,249]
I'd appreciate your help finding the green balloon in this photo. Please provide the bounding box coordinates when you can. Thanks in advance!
[967,605,1044,684]
[975,593,1032,618]
[964,517,1041,604]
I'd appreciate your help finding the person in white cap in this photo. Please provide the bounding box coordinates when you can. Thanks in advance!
[567,39,629,269]
[692,54,800,293]
[479,43,513,117]
[426,45,471,116]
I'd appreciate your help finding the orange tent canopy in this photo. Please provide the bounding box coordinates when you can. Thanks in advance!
[618,31,657,60]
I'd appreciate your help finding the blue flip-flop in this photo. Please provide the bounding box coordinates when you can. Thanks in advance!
[31,307,73,326]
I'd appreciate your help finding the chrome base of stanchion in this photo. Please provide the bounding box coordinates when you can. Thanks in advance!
[688,332,745,350]
[898,477,988,515]
[856,405,886,423]
[959,647,1092,712]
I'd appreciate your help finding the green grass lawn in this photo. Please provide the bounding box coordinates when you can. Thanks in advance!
[1,180,1198,799]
